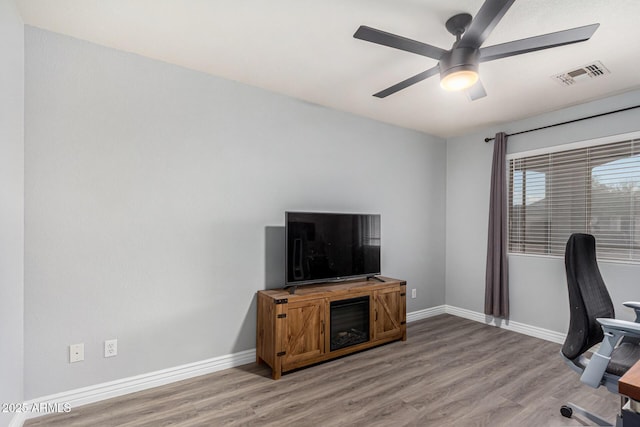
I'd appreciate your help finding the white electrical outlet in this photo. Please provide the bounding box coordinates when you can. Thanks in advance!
[69,343,84,363]
[104,339,118,358]
[411,289,417,299]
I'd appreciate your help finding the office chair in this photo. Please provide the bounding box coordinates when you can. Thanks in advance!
[560,233,640,426]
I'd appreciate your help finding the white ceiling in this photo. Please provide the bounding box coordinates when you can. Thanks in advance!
[16,0,640,138]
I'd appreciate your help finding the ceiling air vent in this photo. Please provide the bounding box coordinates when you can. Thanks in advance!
[552,61,610,86]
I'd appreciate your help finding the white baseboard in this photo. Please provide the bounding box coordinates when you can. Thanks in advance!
[8,413,27,427]
[13,305,565,426]
[406,304,565,344]
[443,305,566,344]
[406,305,446,322]
[17,349,255,424]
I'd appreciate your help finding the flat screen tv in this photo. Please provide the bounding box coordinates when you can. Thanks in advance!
[285,212,381,288]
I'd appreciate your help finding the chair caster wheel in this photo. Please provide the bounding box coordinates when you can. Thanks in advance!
[560,405,573,418]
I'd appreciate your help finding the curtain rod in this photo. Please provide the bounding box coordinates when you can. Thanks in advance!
[484,104,640,143]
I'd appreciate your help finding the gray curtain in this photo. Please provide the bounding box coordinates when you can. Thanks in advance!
[485,132,509,318]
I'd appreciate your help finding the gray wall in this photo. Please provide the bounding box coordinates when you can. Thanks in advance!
[0,0,24,425]
[446,89,640,332]
[24,27,446,398]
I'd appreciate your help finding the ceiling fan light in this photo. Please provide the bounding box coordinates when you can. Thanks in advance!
[440,69,479,91]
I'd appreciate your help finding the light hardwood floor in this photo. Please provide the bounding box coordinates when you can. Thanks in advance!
[25,314,618,426]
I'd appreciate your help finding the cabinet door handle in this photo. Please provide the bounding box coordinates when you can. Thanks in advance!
[321,320,325,334]
[375,310,378,321]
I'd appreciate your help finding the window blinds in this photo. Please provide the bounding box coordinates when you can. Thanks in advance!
[508,138,640,262]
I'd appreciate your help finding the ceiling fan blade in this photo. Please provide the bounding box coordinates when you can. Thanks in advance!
[479,23,600,62]
[466,80,487,101]
[458,0,516,49]
[354,25,447,60]
[373,66,440,98]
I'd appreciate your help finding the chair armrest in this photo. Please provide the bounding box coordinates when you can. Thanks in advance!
[624,301,640,322]
[598,318,640,337]
[580,318,640,388]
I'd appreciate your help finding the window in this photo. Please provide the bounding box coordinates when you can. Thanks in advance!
[508,137,640,262]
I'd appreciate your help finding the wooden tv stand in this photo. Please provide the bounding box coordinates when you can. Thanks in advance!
[256,277,406,379]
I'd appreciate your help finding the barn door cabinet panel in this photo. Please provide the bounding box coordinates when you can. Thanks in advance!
[373,286,403,341]
[256,277,406,379]
[282,298,326,369]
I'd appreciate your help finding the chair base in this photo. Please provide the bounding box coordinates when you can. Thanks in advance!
[561,403,621,426]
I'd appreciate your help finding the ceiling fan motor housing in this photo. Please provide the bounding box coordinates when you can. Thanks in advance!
[439,47,480,78]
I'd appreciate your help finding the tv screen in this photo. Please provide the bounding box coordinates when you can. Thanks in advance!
[285,212,381,286]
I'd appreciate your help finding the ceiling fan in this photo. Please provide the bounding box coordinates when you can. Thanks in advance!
[353,0,599,100]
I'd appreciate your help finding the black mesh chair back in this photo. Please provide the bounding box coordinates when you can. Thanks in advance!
[561,233,615,360]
